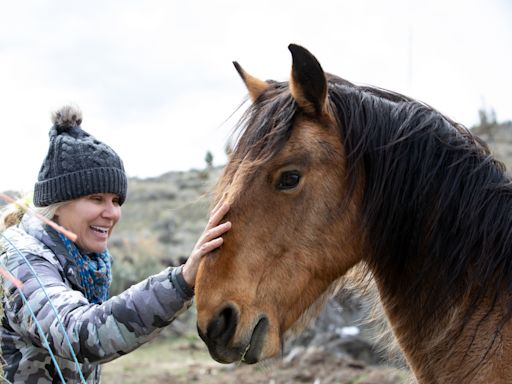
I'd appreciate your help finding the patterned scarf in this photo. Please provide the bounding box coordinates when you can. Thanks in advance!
[58,233,112,304]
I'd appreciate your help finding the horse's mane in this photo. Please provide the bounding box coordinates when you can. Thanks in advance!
[329,78,512,332]
[228,75,512,349]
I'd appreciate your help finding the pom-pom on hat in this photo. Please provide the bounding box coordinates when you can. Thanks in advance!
[33,105,127,207]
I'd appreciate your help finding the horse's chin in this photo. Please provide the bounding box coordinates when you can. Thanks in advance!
[199,315,275,364]
[240,316,269,363]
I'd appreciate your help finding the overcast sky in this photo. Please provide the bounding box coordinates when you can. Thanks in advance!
[1,0,511,192]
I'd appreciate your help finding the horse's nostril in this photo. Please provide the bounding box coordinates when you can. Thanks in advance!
[207,305,238,345]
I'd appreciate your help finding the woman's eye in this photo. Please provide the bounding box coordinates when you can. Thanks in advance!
[276,171,301,190]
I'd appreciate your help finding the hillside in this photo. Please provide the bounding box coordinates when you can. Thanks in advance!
[2,119,512,383]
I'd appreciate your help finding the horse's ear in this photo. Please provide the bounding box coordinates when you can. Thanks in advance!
[233,61,270,102]
[288,44,327,115]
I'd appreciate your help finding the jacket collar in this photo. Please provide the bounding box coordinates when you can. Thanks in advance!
[19,214,84,291]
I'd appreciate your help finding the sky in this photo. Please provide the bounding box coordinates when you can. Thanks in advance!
[1,0,511,192]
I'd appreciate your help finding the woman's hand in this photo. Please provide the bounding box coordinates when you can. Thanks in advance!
[182,199,231,287]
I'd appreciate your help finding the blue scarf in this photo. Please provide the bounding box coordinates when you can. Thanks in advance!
[58,233,112,304]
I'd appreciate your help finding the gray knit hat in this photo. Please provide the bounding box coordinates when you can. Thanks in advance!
[33,105,128,207]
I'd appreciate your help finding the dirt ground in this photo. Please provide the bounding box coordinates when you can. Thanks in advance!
[181,350,410,384]
[102,338,411,384]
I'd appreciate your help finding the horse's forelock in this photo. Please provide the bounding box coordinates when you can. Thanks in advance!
[230,82,298,164]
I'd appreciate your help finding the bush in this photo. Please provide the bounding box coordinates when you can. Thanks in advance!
[109,235,166,296]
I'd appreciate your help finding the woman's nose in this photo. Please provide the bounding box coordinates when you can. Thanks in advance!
[102,202,121,220]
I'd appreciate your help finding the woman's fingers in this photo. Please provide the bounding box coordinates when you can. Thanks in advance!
[210,198,225,216]
[199,237,224,255]
[194,221,231,257]
[195,198,231,255]
[205,221,231,242]
[207,199,230,228]
[181,200,231,287]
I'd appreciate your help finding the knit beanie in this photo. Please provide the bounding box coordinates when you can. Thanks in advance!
[33,105,128,207]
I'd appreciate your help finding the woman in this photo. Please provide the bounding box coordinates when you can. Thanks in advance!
[0,105,231,383]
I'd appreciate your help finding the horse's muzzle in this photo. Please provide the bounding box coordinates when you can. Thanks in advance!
[197,304,269,364]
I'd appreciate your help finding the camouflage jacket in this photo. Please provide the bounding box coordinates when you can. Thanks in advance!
[0,214,194,383]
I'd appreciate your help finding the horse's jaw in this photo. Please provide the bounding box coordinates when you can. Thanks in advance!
[196,302,283,364]
[197,276,351,365]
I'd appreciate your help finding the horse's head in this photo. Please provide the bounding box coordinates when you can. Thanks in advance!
[195,44,364,364]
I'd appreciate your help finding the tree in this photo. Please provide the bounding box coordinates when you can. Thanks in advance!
[205,150,213,169]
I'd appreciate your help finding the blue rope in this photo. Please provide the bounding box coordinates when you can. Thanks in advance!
[0,260,67,383]
[1,233,87,384]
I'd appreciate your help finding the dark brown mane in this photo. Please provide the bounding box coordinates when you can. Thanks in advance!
[331,78,512,328]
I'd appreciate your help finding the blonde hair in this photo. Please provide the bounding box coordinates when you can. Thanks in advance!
[1,194,67,232]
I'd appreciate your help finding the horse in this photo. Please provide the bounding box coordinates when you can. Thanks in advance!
[194,44,512,383]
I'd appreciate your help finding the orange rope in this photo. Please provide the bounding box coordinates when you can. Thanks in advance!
[0,193,78,242]
[0,267,23,288]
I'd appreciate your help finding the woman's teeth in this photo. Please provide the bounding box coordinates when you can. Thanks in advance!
[90,226,109,234]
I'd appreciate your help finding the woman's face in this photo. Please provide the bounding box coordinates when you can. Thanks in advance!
[55,193,121,253]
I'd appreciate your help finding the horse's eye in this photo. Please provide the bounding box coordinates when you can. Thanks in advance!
[276,171,301,190]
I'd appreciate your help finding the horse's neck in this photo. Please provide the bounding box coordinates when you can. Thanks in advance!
[375,279,512,383]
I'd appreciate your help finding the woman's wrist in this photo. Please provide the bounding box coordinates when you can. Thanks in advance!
[169,265,194,299]
[181,263,194,288]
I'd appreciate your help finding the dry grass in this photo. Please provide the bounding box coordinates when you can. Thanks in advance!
[102,335,410,384]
